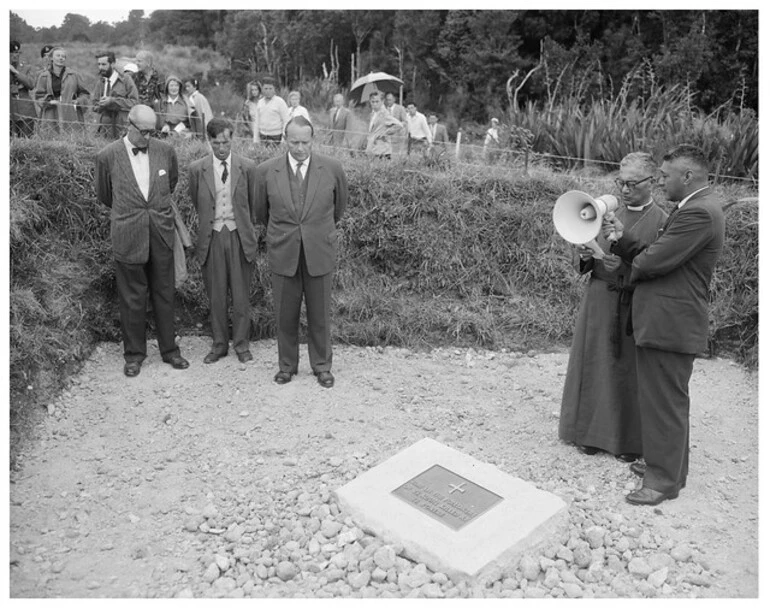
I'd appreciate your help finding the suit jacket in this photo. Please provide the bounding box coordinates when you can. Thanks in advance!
[255,152,348,277]
[612,187,725,354]
[432,123,449,147]
[91,72,139,138]
[327,106,351,146]
[387,102,407,124]
[366,108,403,156]
[95,138,179,264]
[188,153,259,265]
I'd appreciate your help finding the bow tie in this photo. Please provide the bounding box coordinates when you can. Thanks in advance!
[132,147,147,156]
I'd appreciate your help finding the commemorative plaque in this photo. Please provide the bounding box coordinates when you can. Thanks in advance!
[391,464,503,530]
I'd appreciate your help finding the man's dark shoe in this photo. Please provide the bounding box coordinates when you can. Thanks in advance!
[630,461,646,477]
[625,486,679,506]
[124,361,141,377]
[274,371,294,384]
[237,351,254,363]
[577,445,601,456]
[315,371,335,388]
[204,351,227,364]
[616,453,641,463]
[165,355,190,370]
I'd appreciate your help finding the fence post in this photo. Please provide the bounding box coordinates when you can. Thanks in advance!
[455,130,462,158]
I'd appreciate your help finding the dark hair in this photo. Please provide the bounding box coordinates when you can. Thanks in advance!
[285,115,314,137]
[406,100,416,107]
[184,78,199,90]
[369,91,383,101]
[207,117,233,140]
[662,144,709,171]
[95,50,116,64]
[262,76,277,87]
[40,44,54,58]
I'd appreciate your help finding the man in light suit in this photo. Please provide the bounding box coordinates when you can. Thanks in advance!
[189,118,259,364]
[96,104,190,377]
[255,116,348,388]
[603,144,725,505]
[366,91,403,159]
[326,93,350,149]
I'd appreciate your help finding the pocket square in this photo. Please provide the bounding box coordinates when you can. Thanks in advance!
[159,169,167,176]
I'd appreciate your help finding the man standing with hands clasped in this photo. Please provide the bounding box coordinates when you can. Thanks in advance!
[95,104,190,377]
[92,50,139,139]
[602,144,725,506]
[256,116,348,388]
[189,118,259,364]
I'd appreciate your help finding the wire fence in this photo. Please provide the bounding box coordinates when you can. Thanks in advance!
[10,106,758,184]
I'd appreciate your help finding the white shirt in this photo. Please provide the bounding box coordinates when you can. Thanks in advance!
[287,153,308,181]
[678,186,709,208]
[101,70,119,96]
[216,153,231,186]
[288,105,310,122]
[122,135,150,200]
[213,153,236,231]
[405,111,432,143]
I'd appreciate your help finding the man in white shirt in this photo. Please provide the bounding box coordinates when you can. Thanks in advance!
[405,101,432,157]
[254,76,289,146]
[92,50,139,140]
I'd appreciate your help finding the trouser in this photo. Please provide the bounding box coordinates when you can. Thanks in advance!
[202,226,253,355]
[114,223,179,363]
[636,346,695,494]
[408,137,428,156]
[271,246,333,374]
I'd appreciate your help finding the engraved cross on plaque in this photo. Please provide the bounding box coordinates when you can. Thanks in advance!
[448,482,466,494]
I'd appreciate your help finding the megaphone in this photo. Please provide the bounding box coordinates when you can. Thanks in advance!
[553,190,619,259]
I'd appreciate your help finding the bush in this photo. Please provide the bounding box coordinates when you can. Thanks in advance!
[9,136,758,428]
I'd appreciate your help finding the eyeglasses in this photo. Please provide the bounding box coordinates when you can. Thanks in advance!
[129,119,152,136]
[614,176,654,190]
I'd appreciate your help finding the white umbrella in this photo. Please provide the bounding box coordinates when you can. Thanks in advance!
[349,72,404,105]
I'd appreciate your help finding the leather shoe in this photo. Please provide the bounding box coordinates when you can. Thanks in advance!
[630,461,647,477]
[616,453,641,463]
[204,351,227,364]
[165,355,190,370]
[577,445,601,455]
[274,371,294,384]
[315,371,335,388]
[237,351,253,363]
[625,486,679,506]
[123,361,141,377]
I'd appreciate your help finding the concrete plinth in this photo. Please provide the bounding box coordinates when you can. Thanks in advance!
[334,438,568,583]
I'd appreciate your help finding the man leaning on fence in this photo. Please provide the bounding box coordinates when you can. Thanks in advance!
[10,41,37,137]
[92,50,139,139]
[95,104,190,378]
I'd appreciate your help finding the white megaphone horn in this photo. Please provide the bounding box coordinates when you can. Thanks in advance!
[552,190,619,259]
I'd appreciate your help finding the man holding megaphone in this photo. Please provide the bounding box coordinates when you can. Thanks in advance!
[559,153,668,468]
[602,144,725,506]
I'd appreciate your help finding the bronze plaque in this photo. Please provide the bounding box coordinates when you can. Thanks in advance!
[391,464,504,530]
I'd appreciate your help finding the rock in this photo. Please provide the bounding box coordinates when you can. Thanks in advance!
[406,564,432,588]
[329,553,348,570]
[543,568,560,589]
[321,520,343,538]
[519,555,541,581]
[524,586,547,598]
[202,503,219,519]
[224,524,244,543]
[371,567,388,583]
[325,567,345,583]
[648,567,669,588]
[561,582,583,598]
[214,554,230,572]
[255,564,268,579]
[573,544,593,569]
[348,570,371,590]
[174,587,194,598]
[584,526,606,549]
[431,571,449,585]
[614,537,630,553]
[329,456,344,467]
[628,557,652,578]
[670,543,693,562]
[421,583,443,598]
[683,574,712,587]
[648,552,674,571]
[373,545,397,571]
[212,577,236,592]
[275,560,298,581]
[203,562,220,583]
[337,528,360,546]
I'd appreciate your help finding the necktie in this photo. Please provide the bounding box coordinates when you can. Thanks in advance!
[221,160,228,185]
[103,77,110,97]
[295,161,304,182]
[132,147,147,155]
[334,108,340,124]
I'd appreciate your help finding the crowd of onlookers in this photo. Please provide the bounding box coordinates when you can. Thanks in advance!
[11,41,511,161]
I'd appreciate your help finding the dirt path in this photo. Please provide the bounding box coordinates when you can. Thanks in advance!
[8,337,758,598]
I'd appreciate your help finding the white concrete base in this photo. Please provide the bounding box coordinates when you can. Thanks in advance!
[334,438,568,583]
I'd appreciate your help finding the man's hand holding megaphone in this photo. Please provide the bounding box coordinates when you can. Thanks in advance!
[602,211,625,243]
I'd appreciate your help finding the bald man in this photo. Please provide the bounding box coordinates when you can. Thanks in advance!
[96,104,189,377]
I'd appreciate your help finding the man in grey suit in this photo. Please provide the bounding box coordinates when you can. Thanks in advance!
[189,118,259,364]
[256,116,348,388]
[95,104,190,377]
[603,144,725,505]
[326,93,351,149]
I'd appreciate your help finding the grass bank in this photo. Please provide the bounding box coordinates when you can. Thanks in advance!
[9,137,758,448]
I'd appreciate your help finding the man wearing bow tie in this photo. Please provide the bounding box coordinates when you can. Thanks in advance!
[189,118,259,364]
[256,116,348,388]
[96,104,190,377]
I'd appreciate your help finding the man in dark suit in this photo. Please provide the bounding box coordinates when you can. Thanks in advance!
[255,116,348,388]
[92,50,139,139]
[603,144,725,505]
[428,113,450,155]
[189,118,259,364]
[95,104,190,377]
[326,93,351,149]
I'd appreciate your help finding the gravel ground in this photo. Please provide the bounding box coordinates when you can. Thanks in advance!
[8,336,759,598]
